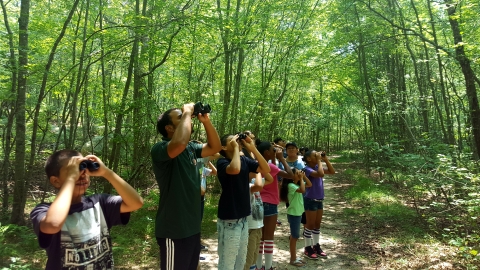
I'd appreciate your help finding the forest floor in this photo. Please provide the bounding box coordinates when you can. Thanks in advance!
[196,162,460,270]
[1,161,464,269]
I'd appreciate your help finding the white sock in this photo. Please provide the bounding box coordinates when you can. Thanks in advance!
[256,241,264,269]
[312,228,320,245]
[264,240,274,269]
[303,228,312,247]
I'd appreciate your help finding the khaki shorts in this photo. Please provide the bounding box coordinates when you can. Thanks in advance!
[244,228,262,270]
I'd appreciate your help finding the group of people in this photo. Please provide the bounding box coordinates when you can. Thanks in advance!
[29,102,335,270]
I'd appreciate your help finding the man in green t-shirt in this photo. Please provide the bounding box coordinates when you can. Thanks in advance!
[151,103,221,270]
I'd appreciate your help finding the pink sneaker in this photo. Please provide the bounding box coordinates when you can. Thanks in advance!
[304,246,318,259]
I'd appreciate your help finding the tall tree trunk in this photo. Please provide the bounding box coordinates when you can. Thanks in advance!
[0,0,17,216]
[132,0,142,171]
[10,0,30,225]
[68,0,90,149]
[230,47,245,132]
[105,37,137,193]
[25,0,80,208]
[406,0,445,142]
[216,0,232,136]
[445,1,480,159]
[132,0,151,185]
[404,0,429,133]
[99,0,109,160]
[268,65,290,137]
[426,0,455,146]
[354,5,375,143]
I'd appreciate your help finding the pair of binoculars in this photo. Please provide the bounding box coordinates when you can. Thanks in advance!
[193,102,212,116]
[193,101,212,116]
[79,160,100,171]
[237,133,248,140]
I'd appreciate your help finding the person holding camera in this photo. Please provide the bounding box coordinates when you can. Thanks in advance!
[216,133,270,269]
[30,150,144,269]
[152,102,221,270]
[302,150,335,259]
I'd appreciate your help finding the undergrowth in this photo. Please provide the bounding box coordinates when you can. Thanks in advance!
[1,186,221,269]
[353,142,480,269]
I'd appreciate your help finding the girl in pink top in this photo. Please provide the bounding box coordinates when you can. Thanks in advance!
[255,141,294,270]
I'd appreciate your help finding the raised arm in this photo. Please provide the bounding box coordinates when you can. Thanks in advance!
[322,153,335,175]
[302,172,313,188]
[198,113,222,158]
[276,148,294,179]
[167,104,195,158]
[86,155,144,213]
[243,138,270,174]
[250,173,264,193]
[263,172,274,186]
[309,152,325,178]
[226,135,241,174]
[39,157,83,234]
[297,171,306,193]
[207,161,217,176]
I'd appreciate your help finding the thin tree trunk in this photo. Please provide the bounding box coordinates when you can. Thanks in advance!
[10,0,30,225]
[0,0,17,215]
[25,0,80,208]
[426,0,455,146]
[68,0,90,149]
[99,0,109,160]
[105,36,137,193]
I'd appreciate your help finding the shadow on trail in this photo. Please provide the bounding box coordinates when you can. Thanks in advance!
[199,161,459,270]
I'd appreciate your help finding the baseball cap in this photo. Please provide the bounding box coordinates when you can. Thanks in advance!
[285,142,298,149]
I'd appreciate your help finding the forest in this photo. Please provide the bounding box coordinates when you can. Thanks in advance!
[1,0,480,268]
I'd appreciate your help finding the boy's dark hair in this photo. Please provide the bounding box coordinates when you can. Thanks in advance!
[279,168,297,203]
[156,108,179,137]
[45,149,81,179]
[273,137,283,144]
[302,149,315,162]
[219,134,232,157]
[256,141,272,157]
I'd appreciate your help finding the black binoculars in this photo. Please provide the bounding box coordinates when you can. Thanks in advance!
[238,133,248,140]
[193,102,212,116]
[79,160,100,171]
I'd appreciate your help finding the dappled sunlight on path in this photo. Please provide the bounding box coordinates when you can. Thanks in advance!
[199,165,369,269]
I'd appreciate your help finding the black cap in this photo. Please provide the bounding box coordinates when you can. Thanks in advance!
[285,142,298,148]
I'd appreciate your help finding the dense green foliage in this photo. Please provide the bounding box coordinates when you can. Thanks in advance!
[1,0,480,267]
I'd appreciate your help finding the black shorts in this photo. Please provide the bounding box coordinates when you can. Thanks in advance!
[301,212,306,225]
[157,233,200,270]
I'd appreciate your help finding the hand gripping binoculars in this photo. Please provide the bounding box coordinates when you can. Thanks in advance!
[79,160,100,171]
[193,102,212,116]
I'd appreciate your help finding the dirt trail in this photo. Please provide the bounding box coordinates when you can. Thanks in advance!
[199,163,370,269]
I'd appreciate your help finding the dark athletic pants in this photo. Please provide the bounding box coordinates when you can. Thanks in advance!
[157,233,200,270]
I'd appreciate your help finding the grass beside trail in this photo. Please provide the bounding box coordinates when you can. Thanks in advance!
[339,167,464,269]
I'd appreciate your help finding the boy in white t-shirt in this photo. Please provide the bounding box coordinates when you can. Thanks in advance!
[30,149,144,269]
